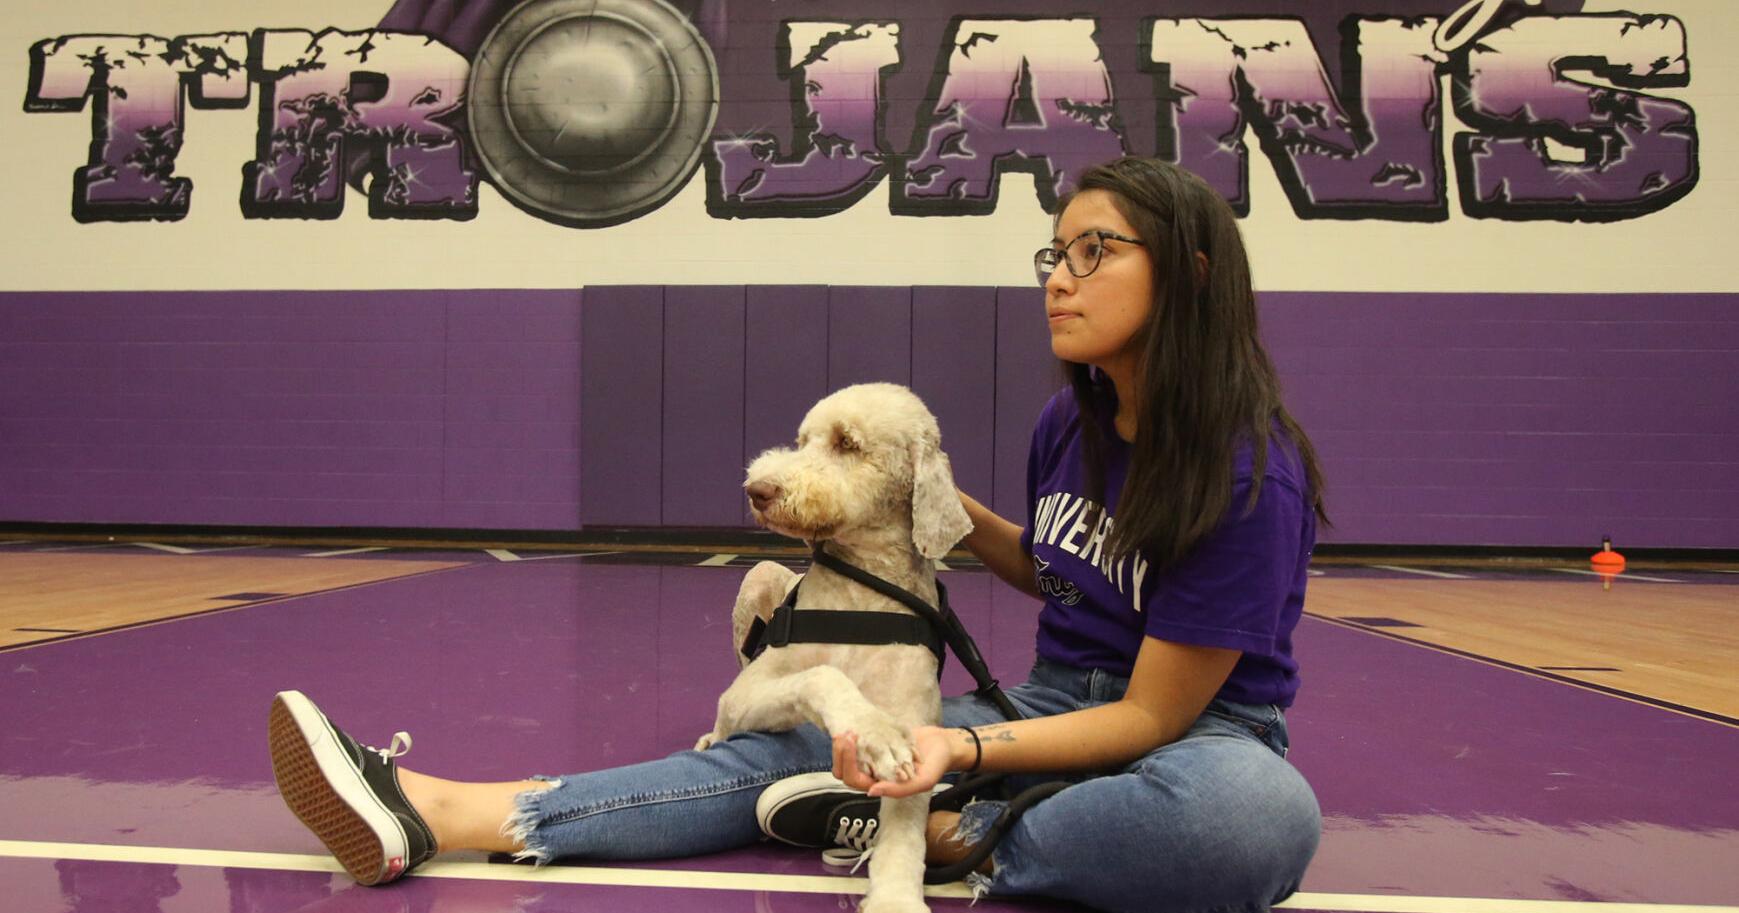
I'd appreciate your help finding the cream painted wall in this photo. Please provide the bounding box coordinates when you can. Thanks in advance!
[0,0,1729,293]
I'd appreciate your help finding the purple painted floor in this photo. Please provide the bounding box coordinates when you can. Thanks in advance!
[2,545,1737,913]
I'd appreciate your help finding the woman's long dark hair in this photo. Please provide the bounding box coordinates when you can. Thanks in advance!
[1062,157,1328,571]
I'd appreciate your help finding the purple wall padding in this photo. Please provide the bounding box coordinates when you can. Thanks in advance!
[2,288,1735,548]
[912,287,998,505]
[579,286,661,526]
[829,286,912,389]
[661,287,746,527]
[992,286,1060,524]
[441,291,584,529]
[0,289,579,529]
[1263,292,1739,547]
[742,286,830,525]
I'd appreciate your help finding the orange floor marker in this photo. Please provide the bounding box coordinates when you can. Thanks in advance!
[1591,535,1625,589]
[1590,536,1626,570]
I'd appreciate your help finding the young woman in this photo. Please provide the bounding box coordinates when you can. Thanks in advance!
[269,156,1327,913]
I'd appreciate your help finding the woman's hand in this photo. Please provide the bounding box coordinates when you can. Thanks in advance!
[833,726,958,798]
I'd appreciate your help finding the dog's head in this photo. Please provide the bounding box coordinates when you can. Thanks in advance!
[744,383,973,559]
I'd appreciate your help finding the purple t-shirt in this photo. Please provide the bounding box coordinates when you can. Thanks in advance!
[1018,390,1316,708]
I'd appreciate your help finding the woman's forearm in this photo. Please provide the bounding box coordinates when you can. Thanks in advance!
[853,643,1240,799]
[935,639,1243,777]
[941,700,1180,775]
[958,490,1040,599]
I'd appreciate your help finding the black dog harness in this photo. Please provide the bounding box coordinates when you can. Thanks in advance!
[736,542,1053,885]
[739,575,948,668]
[738,544,1018,717]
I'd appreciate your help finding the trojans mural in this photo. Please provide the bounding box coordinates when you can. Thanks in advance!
[22,0,1698,227]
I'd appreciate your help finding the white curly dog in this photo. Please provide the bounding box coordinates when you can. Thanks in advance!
[696,382,973,913]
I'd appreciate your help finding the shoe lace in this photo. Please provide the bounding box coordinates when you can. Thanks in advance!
[370,731,413,764]
[820,815,878,870]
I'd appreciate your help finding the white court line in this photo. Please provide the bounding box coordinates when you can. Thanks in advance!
[302,546,390,557]
[0,839,965,899]
[133,543,254,555]
[1549,568,1682,584]
[0,840,1733,913]
[136,542,198,555]
[1367,565,1472,579]
[1292,893,1735,913]
[0,540,33,547]
[486,549,619,563]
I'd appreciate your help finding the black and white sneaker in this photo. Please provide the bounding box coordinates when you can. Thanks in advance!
[756,772,885,866]
[268,690,438,885]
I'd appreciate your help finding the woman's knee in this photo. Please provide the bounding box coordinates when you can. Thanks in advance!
[989,744,1320,911]
[1145,750,1320,908]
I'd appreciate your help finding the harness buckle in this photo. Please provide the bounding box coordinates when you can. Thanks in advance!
[764,602,797,649]
[739,616,769,662]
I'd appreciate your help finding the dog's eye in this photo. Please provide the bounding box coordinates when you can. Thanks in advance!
[833,430,859,452]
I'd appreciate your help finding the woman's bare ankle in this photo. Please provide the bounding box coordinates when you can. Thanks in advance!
[395,768,454,852]
[398,769,553,855]
[925,811,966,864]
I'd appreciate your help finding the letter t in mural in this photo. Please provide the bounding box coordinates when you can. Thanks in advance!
[25,34,251,222]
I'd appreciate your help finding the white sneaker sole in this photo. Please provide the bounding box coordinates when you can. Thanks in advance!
[269,690,410,885]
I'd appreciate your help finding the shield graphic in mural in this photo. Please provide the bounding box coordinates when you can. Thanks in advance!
[464,0,719,226]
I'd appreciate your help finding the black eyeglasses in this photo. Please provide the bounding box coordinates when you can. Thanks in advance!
[1034,230,1145,286]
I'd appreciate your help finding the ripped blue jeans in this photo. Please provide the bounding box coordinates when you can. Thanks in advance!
[509,659,1321,913]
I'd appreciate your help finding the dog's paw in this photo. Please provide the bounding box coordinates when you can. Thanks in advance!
[694,731,721,751]
[850,718,918,783]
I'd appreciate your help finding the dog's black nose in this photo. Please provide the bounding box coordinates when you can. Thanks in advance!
[746,481,779,512]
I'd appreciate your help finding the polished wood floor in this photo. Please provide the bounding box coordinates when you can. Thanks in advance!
[3,546,1734,721]
[0,552,464,648]
[1307,577,1739,720]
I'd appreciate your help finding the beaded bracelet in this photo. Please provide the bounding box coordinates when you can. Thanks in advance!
[959,726,983,773]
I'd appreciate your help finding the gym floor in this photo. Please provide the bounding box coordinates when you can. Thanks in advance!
[2,538,1735,913]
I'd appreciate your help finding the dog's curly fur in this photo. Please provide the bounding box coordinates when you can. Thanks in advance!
[697,383,973,913]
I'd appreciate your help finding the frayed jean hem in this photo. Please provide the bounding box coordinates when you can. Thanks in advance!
[502,775,564,865]
[951,798,1006,899]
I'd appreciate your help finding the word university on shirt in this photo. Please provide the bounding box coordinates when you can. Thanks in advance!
[1030,492,1152,612]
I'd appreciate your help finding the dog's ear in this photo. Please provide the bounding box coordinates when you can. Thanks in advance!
[910,435,973,560]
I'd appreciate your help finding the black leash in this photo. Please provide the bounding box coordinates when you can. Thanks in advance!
[806,543,1069,885]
